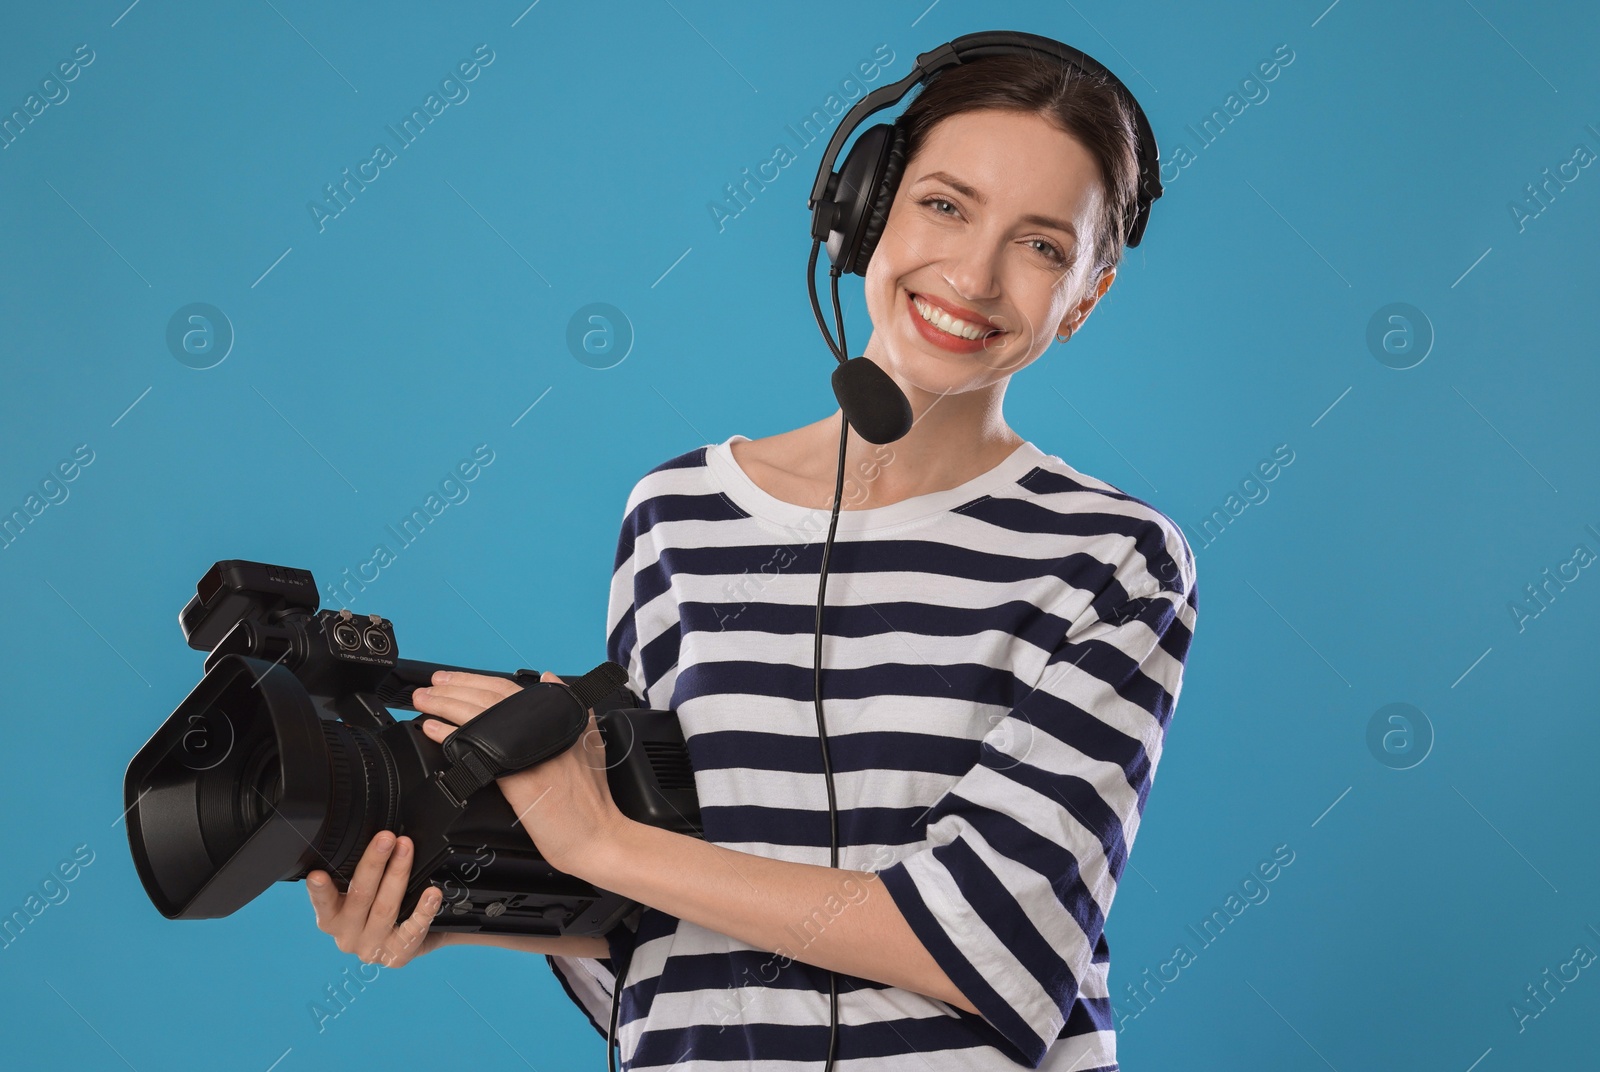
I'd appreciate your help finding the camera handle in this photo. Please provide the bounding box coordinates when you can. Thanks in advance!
[432,660,634,808]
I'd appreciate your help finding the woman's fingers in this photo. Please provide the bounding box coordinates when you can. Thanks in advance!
[414,684,513,725]
[411,691,478,723]
[306,871,339,931]
[305,837,444,967]
[430,682,513,708]
[392,884,445,960]
[433,670,522,697]
[418,714,459,738]
[341,832,395,924]
[359,836,415,958]
[578,710,608,770]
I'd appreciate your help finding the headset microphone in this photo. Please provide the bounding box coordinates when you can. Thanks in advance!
[830,357,914,446]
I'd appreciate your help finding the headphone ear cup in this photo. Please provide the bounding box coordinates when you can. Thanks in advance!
[848,123,907,278]
[822,123,903,277]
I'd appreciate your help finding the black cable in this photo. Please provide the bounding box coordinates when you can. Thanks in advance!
[830,267,847,369]
[808,238,847,365]
[608,242,847,1072]
[812,250,852,1072]
[607,946,633,1072]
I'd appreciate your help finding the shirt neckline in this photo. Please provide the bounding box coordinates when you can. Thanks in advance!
[705,433,1047,533]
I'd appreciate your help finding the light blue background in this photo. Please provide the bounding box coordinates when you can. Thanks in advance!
[2,0,1597,1069]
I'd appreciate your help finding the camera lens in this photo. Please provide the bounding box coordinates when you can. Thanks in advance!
[306,720,401,885]
[237,738,283,834]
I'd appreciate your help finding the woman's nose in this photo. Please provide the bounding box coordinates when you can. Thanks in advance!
[940,242,1003,306]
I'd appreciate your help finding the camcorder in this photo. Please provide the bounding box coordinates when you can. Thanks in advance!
[122,560,700,937]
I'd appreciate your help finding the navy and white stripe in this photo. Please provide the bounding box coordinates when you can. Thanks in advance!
[548,434,1199,1071]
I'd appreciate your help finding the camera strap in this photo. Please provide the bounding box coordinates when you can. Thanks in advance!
[435,660,634,807]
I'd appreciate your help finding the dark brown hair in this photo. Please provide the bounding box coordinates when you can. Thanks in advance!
[895,52,1141,283]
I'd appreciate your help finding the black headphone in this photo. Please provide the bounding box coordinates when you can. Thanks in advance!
[806,29,1162,449]
[811,30,1162,273]
[605,30,1161,1072]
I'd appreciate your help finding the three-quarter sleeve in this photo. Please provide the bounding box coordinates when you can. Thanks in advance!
[877,544,1198,1067]
[545,487,649,1039]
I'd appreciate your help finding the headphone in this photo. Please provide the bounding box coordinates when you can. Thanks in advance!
[810,29,1162,449]
[606,30,1161,1072]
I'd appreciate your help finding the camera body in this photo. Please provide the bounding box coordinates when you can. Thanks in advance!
[124,560,699,937]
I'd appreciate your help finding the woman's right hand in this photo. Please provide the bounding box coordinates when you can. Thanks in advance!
[307,831,447,968]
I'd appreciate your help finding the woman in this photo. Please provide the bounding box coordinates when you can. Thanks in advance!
[306,49,1198,1071]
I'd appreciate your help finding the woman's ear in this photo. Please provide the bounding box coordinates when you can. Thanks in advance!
[1058,267,1116,337]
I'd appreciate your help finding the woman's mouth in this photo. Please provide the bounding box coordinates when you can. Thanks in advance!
[906,291,1006,354]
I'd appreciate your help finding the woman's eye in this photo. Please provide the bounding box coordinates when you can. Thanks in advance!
[1029,238,1066,263]
[920,196,1064,262]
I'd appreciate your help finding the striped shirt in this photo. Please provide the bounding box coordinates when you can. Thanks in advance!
[548,433,1199,1071]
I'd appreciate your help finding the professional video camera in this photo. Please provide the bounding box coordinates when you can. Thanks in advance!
[123,560,699,937]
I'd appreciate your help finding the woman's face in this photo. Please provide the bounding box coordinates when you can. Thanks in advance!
[862,107,1114,395]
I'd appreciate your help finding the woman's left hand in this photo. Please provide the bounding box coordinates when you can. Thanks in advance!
[414,670,624,875]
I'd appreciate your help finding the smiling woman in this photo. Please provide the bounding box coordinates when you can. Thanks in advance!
[532,40,1199,1072]
[315,34,1199,1072]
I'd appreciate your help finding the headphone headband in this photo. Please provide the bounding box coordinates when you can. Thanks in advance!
[806,30,1163,248]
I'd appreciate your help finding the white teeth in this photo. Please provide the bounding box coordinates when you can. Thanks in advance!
[912,295,993,341]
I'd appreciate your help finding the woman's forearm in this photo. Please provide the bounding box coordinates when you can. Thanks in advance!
[435,930,610,958]
[482,709,976,1012]
[565,816,979,1014]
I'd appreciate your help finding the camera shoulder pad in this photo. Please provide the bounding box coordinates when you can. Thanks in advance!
[435,660,632,807]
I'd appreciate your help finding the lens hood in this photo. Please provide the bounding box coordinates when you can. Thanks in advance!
[125,653,334,919]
